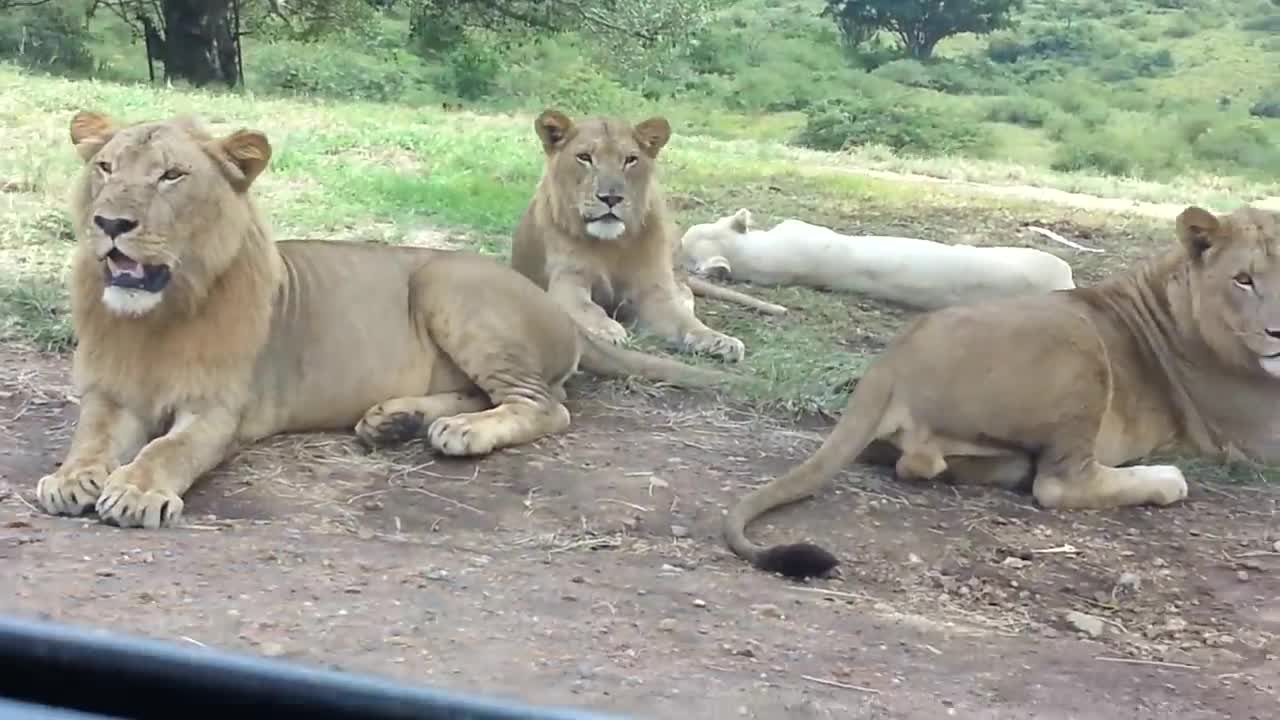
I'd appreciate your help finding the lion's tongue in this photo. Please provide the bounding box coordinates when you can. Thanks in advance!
[106,253,144,279]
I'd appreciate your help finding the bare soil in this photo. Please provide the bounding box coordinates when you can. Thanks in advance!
[1,344,1278,719]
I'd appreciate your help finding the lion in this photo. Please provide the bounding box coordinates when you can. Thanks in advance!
[724,205,1280,579]
[510,109,786,366]
[35,110,741,530]
[680,208,1077,310]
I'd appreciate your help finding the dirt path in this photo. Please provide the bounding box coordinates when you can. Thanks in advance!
[1,345,1277,719]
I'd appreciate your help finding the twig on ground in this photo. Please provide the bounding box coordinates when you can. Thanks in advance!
[801,675,881,694]
[1094,656,1199,671]
[1024,225,1104,253]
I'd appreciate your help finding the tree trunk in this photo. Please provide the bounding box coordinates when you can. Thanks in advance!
[160,0,238,87]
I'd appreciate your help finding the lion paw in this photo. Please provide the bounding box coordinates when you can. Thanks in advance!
[95,469,184,529]
[1130,464,1189,506]
[36,462,109,516]
[585,317,629,346]
[684,331,746,363]
[356,405,425,448]
[427,415,497,457]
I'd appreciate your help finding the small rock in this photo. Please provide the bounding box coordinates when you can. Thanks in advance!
[1000,556,1030,570]
[907,553,923,564]
[1163,617,1188,634]
[1273,540,1280,553]
[1236,570,1250,582]
[1151,558,1167,568]
[658,618,678,632]
[362,500,383,511]
[94,569,115,578]
[751,603,784,619]
[571,575,585,584]
[692,598,708,609]
[670,525,690,538]
[1064,610,1106,638]
[1116,571,1142,593]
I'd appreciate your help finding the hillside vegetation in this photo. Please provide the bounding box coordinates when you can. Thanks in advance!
[3,0,1280,196]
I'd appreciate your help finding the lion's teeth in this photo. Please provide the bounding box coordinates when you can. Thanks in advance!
[106,255,143,277]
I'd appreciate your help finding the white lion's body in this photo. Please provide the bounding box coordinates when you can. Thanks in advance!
[679,209,1077,310]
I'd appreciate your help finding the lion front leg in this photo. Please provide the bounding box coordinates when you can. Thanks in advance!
[630,281,746,362]
[94,408,239,529]
[547,269,629,345]
[37,392,148,517]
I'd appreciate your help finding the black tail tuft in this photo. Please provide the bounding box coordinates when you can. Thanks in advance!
[753,543,839,580]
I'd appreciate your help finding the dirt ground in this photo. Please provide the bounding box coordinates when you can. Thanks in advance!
[1,343,1277,720]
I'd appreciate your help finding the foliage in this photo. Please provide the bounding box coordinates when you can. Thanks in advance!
[794,96,992,157]
[823,0,1025,59]
[0,3,95,75]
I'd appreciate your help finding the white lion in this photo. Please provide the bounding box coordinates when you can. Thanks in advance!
[679,208,1077,310]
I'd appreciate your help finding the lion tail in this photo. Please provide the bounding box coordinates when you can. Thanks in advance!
[723,360,894,580]
[686,276,787,316]
[576,332,745,389]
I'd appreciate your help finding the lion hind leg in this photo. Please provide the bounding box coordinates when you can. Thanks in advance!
[408,256,581,456]
[356,392,491,448]
[428,401,571,457]
[1033,462,1188,510]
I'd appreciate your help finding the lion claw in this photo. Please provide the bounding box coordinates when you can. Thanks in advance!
[95,476,184,529]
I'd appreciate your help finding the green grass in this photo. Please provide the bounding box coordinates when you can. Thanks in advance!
[0,62,1255,416]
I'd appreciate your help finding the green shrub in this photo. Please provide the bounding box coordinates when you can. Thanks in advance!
[794,97,991,157]
[1190,120,1280,176]
[1249,88,1280,119]
[438,37,502,100]
[1051,138,1135,176]
[985,96,1059,127]
[248,41,431,103]
[0,5,94,76]
[1242,14,1280,32]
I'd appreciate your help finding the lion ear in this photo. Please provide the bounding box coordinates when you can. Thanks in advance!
[729,208,752,233]
[535,110,573,154]
[1176,205,1221,261]
[633,116,671,158]
[70,111,117,162]
[215,129,272,191]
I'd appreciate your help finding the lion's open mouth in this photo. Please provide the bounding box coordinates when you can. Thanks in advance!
[103,248,171,293]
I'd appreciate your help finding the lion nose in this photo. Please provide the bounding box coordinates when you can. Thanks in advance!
[596,193,623,208]
[1267,328,1280,339]
[93,215,139,239]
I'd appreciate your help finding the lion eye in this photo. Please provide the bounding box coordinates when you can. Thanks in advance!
[575,152,592,164]
[95,161,112,174]
[1234,272,1254,288]
[159,168,186,182]
[623,154,639,167]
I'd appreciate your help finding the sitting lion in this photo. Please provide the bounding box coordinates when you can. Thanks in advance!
[35,111,740,530]
[510,109,785,365]
[724,205,1280,579]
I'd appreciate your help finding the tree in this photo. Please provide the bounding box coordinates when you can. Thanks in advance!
[823,0,1023,60]
[88,0,241,86]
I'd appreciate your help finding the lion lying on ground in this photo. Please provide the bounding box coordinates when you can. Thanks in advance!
[724,205,1280,579]
[35,111,740,530]
[510,110,785,365]
[680,208,1076,310]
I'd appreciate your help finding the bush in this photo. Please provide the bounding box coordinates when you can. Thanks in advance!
[250,41,431,102]
[0,5,94,76]
[1051,138,1135,176]
[1242,14,1280,32]
[1249,88,1280,119]
[1190,120,1280,176]
[794,97,991,157]
[985,96,1059,127]
[438,37,502,100]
